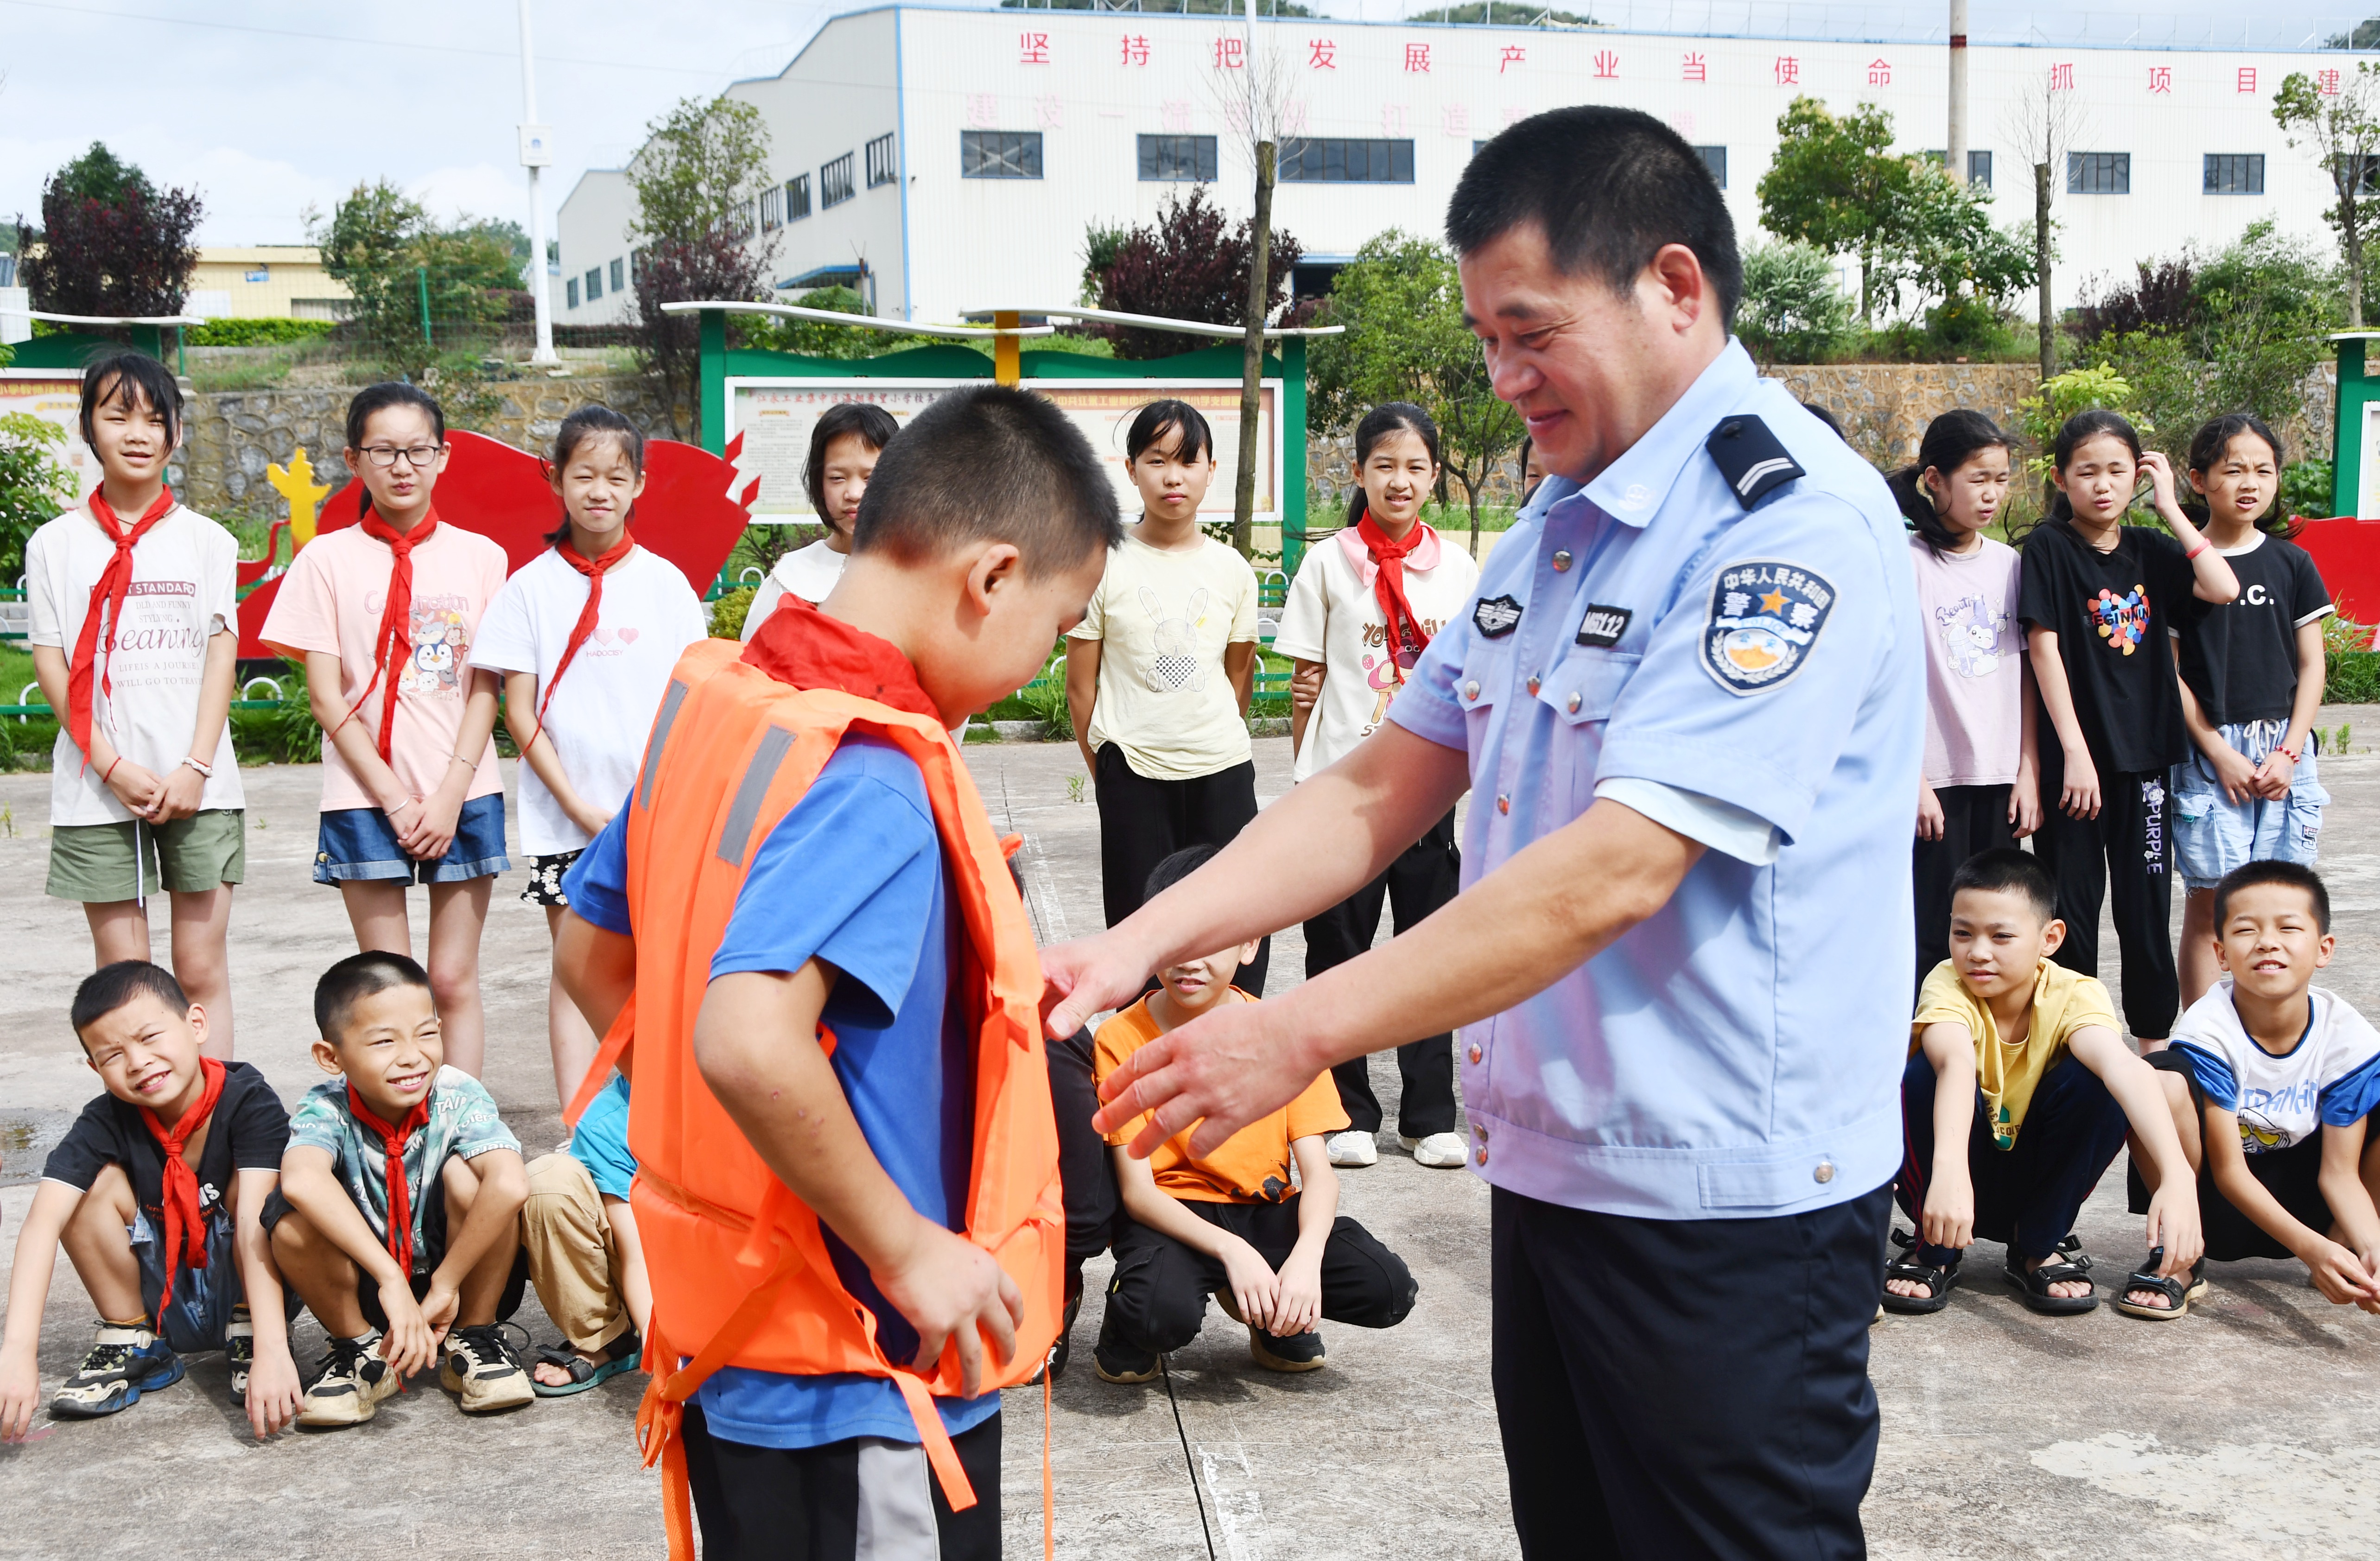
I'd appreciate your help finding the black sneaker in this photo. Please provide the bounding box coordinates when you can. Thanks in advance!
[297,1334,397,1428]
[50,1320,183,1419]
[1249,1326,1326,1372]
[1091,1311,1160,1385]
[226,1307,254,1400]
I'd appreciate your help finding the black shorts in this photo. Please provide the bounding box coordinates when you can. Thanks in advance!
[261,1181,527,1326]
[2128,1048,2350,1262]
[520,849,582,907]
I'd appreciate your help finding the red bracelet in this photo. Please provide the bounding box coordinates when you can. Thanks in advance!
[102,755,121,784]
[2185,539,2211,559]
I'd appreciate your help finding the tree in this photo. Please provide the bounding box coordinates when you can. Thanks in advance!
[1308,230,1525,553]
[1881,161,2037,348]
[17,142,200,320]
[317,182,520,369]
[741,285,883,357]
[1755,98,1908,323]
[626,95,780,438]
[1092,187,1299,361]
[2001,67,2087,378]
[1735,242,1856,365]
[0,412,74,582]
[2276,64,2380,328]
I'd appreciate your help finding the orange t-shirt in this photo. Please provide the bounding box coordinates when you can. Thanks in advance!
[1093,994,1350,1203]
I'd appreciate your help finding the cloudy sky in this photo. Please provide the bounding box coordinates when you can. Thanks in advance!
[2,0,2375,247]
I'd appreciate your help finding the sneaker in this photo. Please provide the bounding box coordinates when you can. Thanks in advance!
[226,1307,254,1400]
[1325,1130,1378,1168]
[1091,1313,1161,1385]
[50,1320,183,1420]
[1402,1132,1468,1168]
[441,1323,534,1413]
[1249,1326,1326,1372]
[298,1334,397,1428]
[1029,1272,1087,1387]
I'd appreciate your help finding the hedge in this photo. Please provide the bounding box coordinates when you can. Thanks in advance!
[184,318,338,348]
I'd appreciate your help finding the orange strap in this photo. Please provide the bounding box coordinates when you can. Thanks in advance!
[1043,1368,1056,1561]
[563,994,635,1127]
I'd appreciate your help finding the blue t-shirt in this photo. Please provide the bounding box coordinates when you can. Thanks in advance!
[566,1075,636,1201]
[565,734,994,1451]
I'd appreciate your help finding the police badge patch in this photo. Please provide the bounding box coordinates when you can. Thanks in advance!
[1473,594,1523,638]
[1700,561,1837,695]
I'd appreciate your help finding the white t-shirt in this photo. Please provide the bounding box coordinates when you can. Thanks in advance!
[2171,981,2380,1153]
[470,546,709,855]
[1068,531,1261,781]
[1272,523,1481,782]
[26,503,245,826]
[740,539,849,643]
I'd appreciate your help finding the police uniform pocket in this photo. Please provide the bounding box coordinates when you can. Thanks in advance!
[1549,648,1642,727]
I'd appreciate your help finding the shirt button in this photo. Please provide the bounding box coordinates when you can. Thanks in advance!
[1497,794,1511,814]
[1475,1146,1489,1166]
[1467,1043,1483,1064]
[1526,674,1541,696]
[1814,1161,1836,1185]
[1551,549,1573,571]
[1565,692,1580,714]
[1463,679,1480,701]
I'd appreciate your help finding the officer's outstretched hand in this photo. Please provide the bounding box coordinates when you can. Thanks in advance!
[1093,996,1318,1161]
[878,1217,1022,1398]
[1040,931,1157,1042]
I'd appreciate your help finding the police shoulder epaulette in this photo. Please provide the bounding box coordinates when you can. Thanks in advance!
[1705,415,1806,510]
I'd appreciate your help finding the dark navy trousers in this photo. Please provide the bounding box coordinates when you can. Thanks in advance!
[1897,1050,2130,1267]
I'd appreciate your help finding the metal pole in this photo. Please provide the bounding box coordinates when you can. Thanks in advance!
[519,0,559,366]
[1947,0,1969,184]
[418,266,434,349]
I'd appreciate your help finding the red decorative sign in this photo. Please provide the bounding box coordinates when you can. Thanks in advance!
[1213,35,1244,69]
[1404,42,1431,72]
[2146,66,2171,94]
[1867,57,1891,86]
[1499,44,1525,72]
[1120,34,1149,66]
[1682,52,1707,82]
[1773,55,1798,84]
[1019,30,1049,64]
[1308,37,1336,69]
[2050,61,2075,90]
[1593,49,1618,78]
[2238,66,2258,93]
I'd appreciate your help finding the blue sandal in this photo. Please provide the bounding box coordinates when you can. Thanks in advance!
[531,1330,641,1397]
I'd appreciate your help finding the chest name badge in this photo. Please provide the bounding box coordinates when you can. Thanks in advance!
[1574,604,1632,648]
[1701,561,1837,696]
[1472,594,1523,639]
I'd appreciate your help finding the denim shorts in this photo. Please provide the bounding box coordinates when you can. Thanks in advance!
[313,793,511,885]
[2169,721,2327,890]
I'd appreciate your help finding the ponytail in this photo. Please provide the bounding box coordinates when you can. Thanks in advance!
[1892,409,2011,557]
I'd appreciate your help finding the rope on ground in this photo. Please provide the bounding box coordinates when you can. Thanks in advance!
[1159,1353,1219,1561]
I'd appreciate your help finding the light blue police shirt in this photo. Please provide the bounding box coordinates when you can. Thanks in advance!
[1387,340,1923,1220]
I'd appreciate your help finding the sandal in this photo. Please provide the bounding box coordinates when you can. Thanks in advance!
[531,1329,641,1397]
[2112,1248,2208,1321]
[2005,1234,2097,1315]
[1881,1228,1961,1315]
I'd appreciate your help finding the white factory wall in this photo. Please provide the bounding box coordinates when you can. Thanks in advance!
[555,168,639,325]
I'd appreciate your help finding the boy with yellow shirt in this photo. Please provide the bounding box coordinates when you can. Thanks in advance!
[1091,846,1418,1380]
[1883,850,2202,1317]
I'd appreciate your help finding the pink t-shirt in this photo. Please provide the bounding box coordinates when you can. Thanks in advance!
[1910,534,2025,788]
[260,522,509,812]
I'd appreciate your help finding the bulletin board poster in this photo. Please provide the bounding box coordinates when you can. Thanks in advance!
[0,371,98,505]
[2363,402,2380,519]
[726,377,1281,525]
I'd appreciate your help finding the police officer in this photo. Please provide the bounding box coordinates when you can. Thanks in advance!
[1045,105,1921,1560]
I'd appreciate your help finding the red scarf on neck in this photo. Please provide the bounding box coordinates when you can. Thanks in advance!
[527,534,635,749]
[137,1056,225,1326]
[1356,511,1434,662]
[742,594,939,719]
[68,488,177,771]
[340,508,440,765]
[346,1084,432,1279]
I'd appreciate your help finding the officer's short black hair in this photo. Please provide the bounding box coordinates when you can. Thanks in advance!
[1948,849,2056,926]
[2214,861,2330,935]
[71,961,190,1042]
[852,386,1123,574]
[1447,106,1742,330]
[315,950,433,1041]
[1146,844,1217,903]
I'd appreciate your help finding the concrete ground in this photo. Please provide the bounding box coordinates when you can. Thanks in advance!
[2,722,2378,1558]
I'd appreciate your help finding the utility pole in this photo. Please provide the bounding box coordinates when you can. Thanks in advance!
[1946,0,1969,184]
[1229,0,1273,558]
[518,0,559,366]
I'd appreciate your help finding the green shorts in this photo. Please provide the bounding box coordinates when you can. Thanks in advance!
[46,809,246,902]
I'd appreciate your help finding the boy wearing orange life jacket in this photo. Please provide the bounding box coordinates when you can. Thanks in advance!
[551,385,1117,1561]
[0,962,300,1442]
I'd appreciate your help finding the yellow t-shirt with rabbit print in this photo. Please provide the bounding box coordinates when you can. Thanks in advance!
[1070,530,1261,781]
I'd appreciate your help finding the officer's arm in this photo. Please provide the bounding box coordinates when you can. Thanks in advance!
[555,913,635,1077]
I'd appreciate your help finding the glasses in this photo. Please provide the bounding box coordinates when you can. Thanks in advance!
[358,444,444,469]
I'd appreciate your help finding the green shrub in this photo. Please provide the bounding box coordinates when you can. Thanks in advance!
[1735,242,1856,365]
[2282,458,2335,520]
[2325,648,2380,704]
[709,584,756,640]
[183,317,336,347]
[0,412,75,580]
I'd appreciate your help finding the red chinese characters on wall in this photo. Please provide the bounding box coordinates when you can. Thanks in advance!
[2238,66,2258,93]
[1443,103,1471,136]
[1500,44,1526,73]
[1682,52,1707,82]
[1404,42,1431,72]
[2050,61,2075,90]
[2321,68,2344,95]
[1308,38,1336,69]
[1867,57,1891,86]
[1119,34,1149,66]
[1019,31,1049,64]
[2146,65,2171,94]
[1773,56,1798,84]
[1213,35,1244,69]
[1593,50,1618,79]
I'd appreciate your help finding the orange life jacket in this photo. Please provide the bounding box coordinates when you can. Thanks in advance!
[564,635,1063,1555]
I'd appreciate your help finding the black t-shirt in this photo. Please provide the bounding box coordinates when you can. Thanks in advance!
[2017,521,2194,774]
[42,1061,289,1220]
[2173,533,2332,727]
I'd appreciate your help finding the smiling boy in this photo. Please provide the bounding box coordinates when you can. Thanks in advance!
[0,962,298,1440]
[261,951,531,1425]
[2125,861,2380,1315]
[1884,849,2201,1316]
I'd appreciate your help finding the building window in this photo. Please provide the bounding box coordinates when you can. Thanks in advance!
[822,152,857,207]
[609,257,624,292]
[1279,137,1415,183]
[866,133,897,188]
[1694,145,1726,188]
[762,187,782,230]
[1137,133,1218,182]
[2204,153,2266,194]
[961,130,1043,179]
[2067,152,2130,194]
[786,176,811,221]
[585,266,603,301]
[566,277,580,309]
[1927,149,1994,187]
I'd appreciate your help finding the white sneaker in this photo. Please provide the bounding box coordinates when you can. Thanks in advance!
[1325,1130,1378,1167]
[1402,1132,1468,1168]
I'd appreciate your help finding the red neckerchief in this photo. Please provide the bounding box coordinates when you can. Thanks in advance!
[346,1084,432,1278]
[529,533,636,748]
[741,594,939,719]
[68,487,177,771]
[136,1056,225,1327]
[1356,511,1434,663]
[340,508,440,764]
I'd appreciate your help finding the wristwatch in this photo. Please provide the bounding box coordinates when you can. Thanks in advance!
[178,755,213,779]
